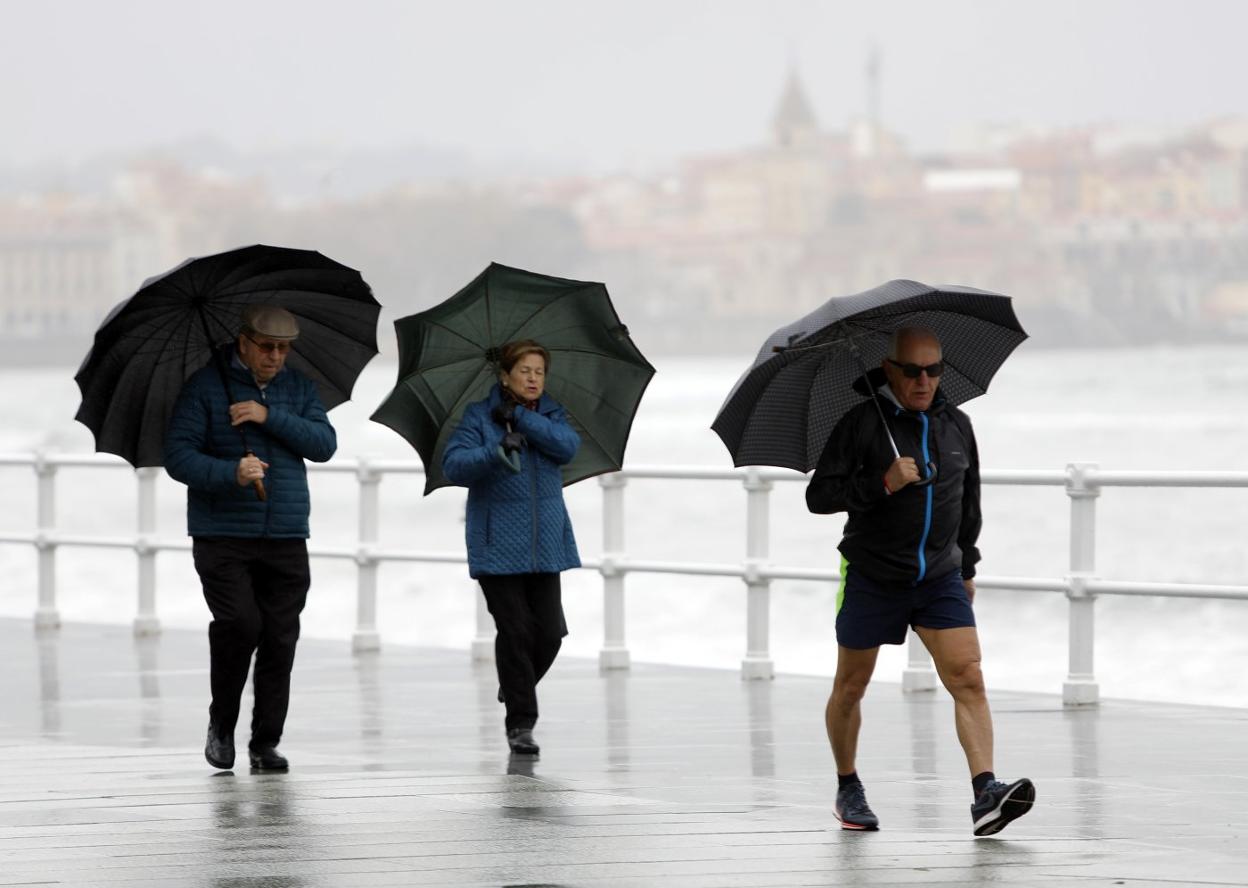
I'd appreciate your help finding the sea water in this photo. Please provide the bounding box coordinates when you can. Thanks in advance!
[1,344,1245,708]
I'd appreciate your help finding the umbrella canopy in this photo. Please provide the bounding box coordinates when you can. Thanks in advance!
[712,279,1027,471]
[371,262,655,494]
[74,244,380,467]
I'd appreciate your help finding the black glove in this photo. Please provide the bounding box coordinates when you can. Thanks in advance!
[501,431,527,453]
[491,400,516,426]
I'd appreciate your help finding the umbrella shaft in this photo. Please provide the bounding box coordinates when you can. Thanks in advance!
[849,341,901,460]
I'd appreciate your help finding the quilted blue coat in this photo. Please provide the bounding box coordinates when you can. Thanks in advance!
[163,348,337,538]
[443,384,581,578]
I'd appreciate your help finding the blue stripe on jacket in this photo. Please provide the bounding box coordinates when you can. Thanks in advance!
[916,411,933,583]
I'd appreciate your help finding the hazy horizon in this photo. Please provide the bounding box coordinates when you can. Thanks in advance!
[5,0,1248,174]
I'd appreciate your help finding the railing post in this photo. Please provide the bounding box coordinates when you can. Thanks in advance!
[464,499,494,661]
[133,467,161,636]
[741,468,774,680]
[472,590,494,661]
[33,452,59,631]
[599,473,630,670]
[1064,462,1100,706]
[353,458,381,653]
[902,632,937,692]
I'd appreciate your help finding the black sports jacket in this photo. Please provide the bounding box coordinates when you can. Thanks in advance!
[806,387,981,587]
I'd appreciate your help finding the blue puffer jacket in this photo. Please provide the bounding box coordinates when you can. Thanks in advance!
[164,348,337,539]
[443,385,581,578]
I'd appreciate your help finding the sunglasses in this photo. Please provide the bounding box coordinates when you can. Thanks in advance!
[244,334,294,355]
[886,358,944,378]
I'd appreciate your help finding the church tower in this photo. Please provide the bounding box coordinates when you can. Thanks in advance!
[771,67,819,149]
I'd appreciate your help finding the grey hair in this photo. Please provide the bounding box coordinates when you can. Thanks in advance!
[887,326,941,360]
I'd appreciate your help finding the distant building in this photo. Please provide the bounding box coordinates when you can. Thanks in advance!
[0,198,164,340]
[0,160,271,354]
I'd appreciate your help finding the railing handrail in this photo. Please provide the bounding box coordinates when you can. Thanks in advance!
[10,451,1248,488]
[3,450,1248,704]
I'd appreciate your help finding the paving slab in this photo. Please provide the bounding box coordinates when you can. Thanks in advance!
[1,618,1245,887]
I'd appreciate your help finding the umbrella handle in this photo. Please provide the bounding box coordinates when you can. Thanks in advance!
[245,450,268,501]
[909,461,939,489]
[495,445,523,474]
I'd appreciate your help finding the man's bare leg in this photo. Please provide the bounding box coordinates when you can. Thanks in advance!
[827,644,882,829]
[915,625,992,776]
[826,645,881,773]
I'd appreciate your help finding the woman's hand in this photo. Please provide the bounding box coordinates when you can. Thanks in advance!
[501,431,527,453]
[491,401,516,426]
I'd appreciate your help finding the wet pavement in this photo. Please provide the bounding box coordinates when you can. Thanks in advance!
[1,617,1245,886]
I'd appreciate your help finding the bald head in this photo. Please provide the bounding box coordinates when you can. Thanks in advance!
[887,327,941,361]
[882,327,943,412]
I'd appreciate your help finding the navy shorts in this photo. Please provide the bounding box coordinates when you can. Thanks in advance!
[836,563,975,650]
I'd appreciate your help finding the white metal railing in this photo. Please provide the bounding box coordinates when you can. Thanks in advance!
[3,451,1248,706]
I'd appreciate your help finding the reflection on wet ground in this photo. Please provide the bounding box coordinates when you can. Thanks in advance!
[1,618,1245,886]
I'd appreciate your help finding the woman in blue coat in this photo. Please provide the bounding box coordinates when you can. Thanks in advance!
[443,340,581,756]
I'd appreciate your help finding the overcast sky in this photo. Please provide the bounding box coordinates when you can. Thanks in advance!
[4,0,1247,171]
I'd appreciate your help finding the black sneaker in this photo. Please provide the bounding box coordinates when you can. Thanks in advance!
[506,727,540,756]
[834,781,879,831]
[971,777,1035,836]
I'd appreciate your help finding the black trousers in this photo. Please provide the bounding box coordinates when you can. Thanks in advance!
[479,572,566,731]
[192,537,310,749]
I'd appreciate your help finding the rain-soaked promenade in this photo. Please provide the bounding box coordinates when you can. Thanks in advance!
[1,617,1245,887]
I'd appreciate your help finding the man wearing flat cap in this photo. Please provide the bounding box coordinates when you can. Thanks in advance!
[165,303,337,771]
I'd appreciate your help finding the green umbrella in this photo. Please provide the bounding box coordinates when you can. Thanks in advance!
[372,262,656,495]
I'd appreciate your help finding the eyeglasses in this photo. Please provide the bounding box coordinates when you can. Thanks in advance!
[244,334,293,355]
[886,358,944,378]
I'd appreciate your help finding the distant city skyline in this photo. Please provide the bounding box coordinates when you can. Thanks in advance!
[5,0,1248,173]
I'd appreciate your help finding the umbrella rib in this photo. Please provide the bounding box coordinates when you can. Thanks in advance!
[136,320,193,451]
[546,372,633,458]
[101,306,197,462]
[156,273,199,305]
[545,344,654,371]
[412,318,491,353]
[484,274,494,355]
[203,283,364,302]
[400,352,493,377]
[116,306,198,367]
[200,301,240,345]
[180,303,199,384]
[550,370,632,420]
[282,309,381,351]
[506,283,600,334]
[144,311,194,376]
[437,363,497,439]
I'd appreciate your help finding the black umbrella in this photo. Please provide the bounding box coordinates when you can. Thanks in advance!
[371,262,655,495]
[74,244,381,479]
[711,279,1027,471]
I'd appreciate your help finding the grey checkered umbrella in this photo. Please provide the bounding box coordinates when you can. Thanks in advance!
[711,279,1027,471]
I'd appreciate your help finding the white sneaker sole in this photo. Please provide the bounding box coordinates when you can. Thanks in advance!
[973,778,1036,836]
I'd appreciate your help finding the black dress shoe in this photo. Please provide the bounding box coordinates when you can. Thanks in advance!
[506,727,539,756]
[248,745,289,771]
[205,724,235,770]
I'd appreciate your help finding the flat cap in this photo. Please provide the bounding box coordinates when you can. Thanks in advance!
[240,304,300,340]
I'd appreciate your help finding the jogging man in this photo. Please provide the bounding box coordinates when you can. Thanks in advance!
[806,326,1035,836]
